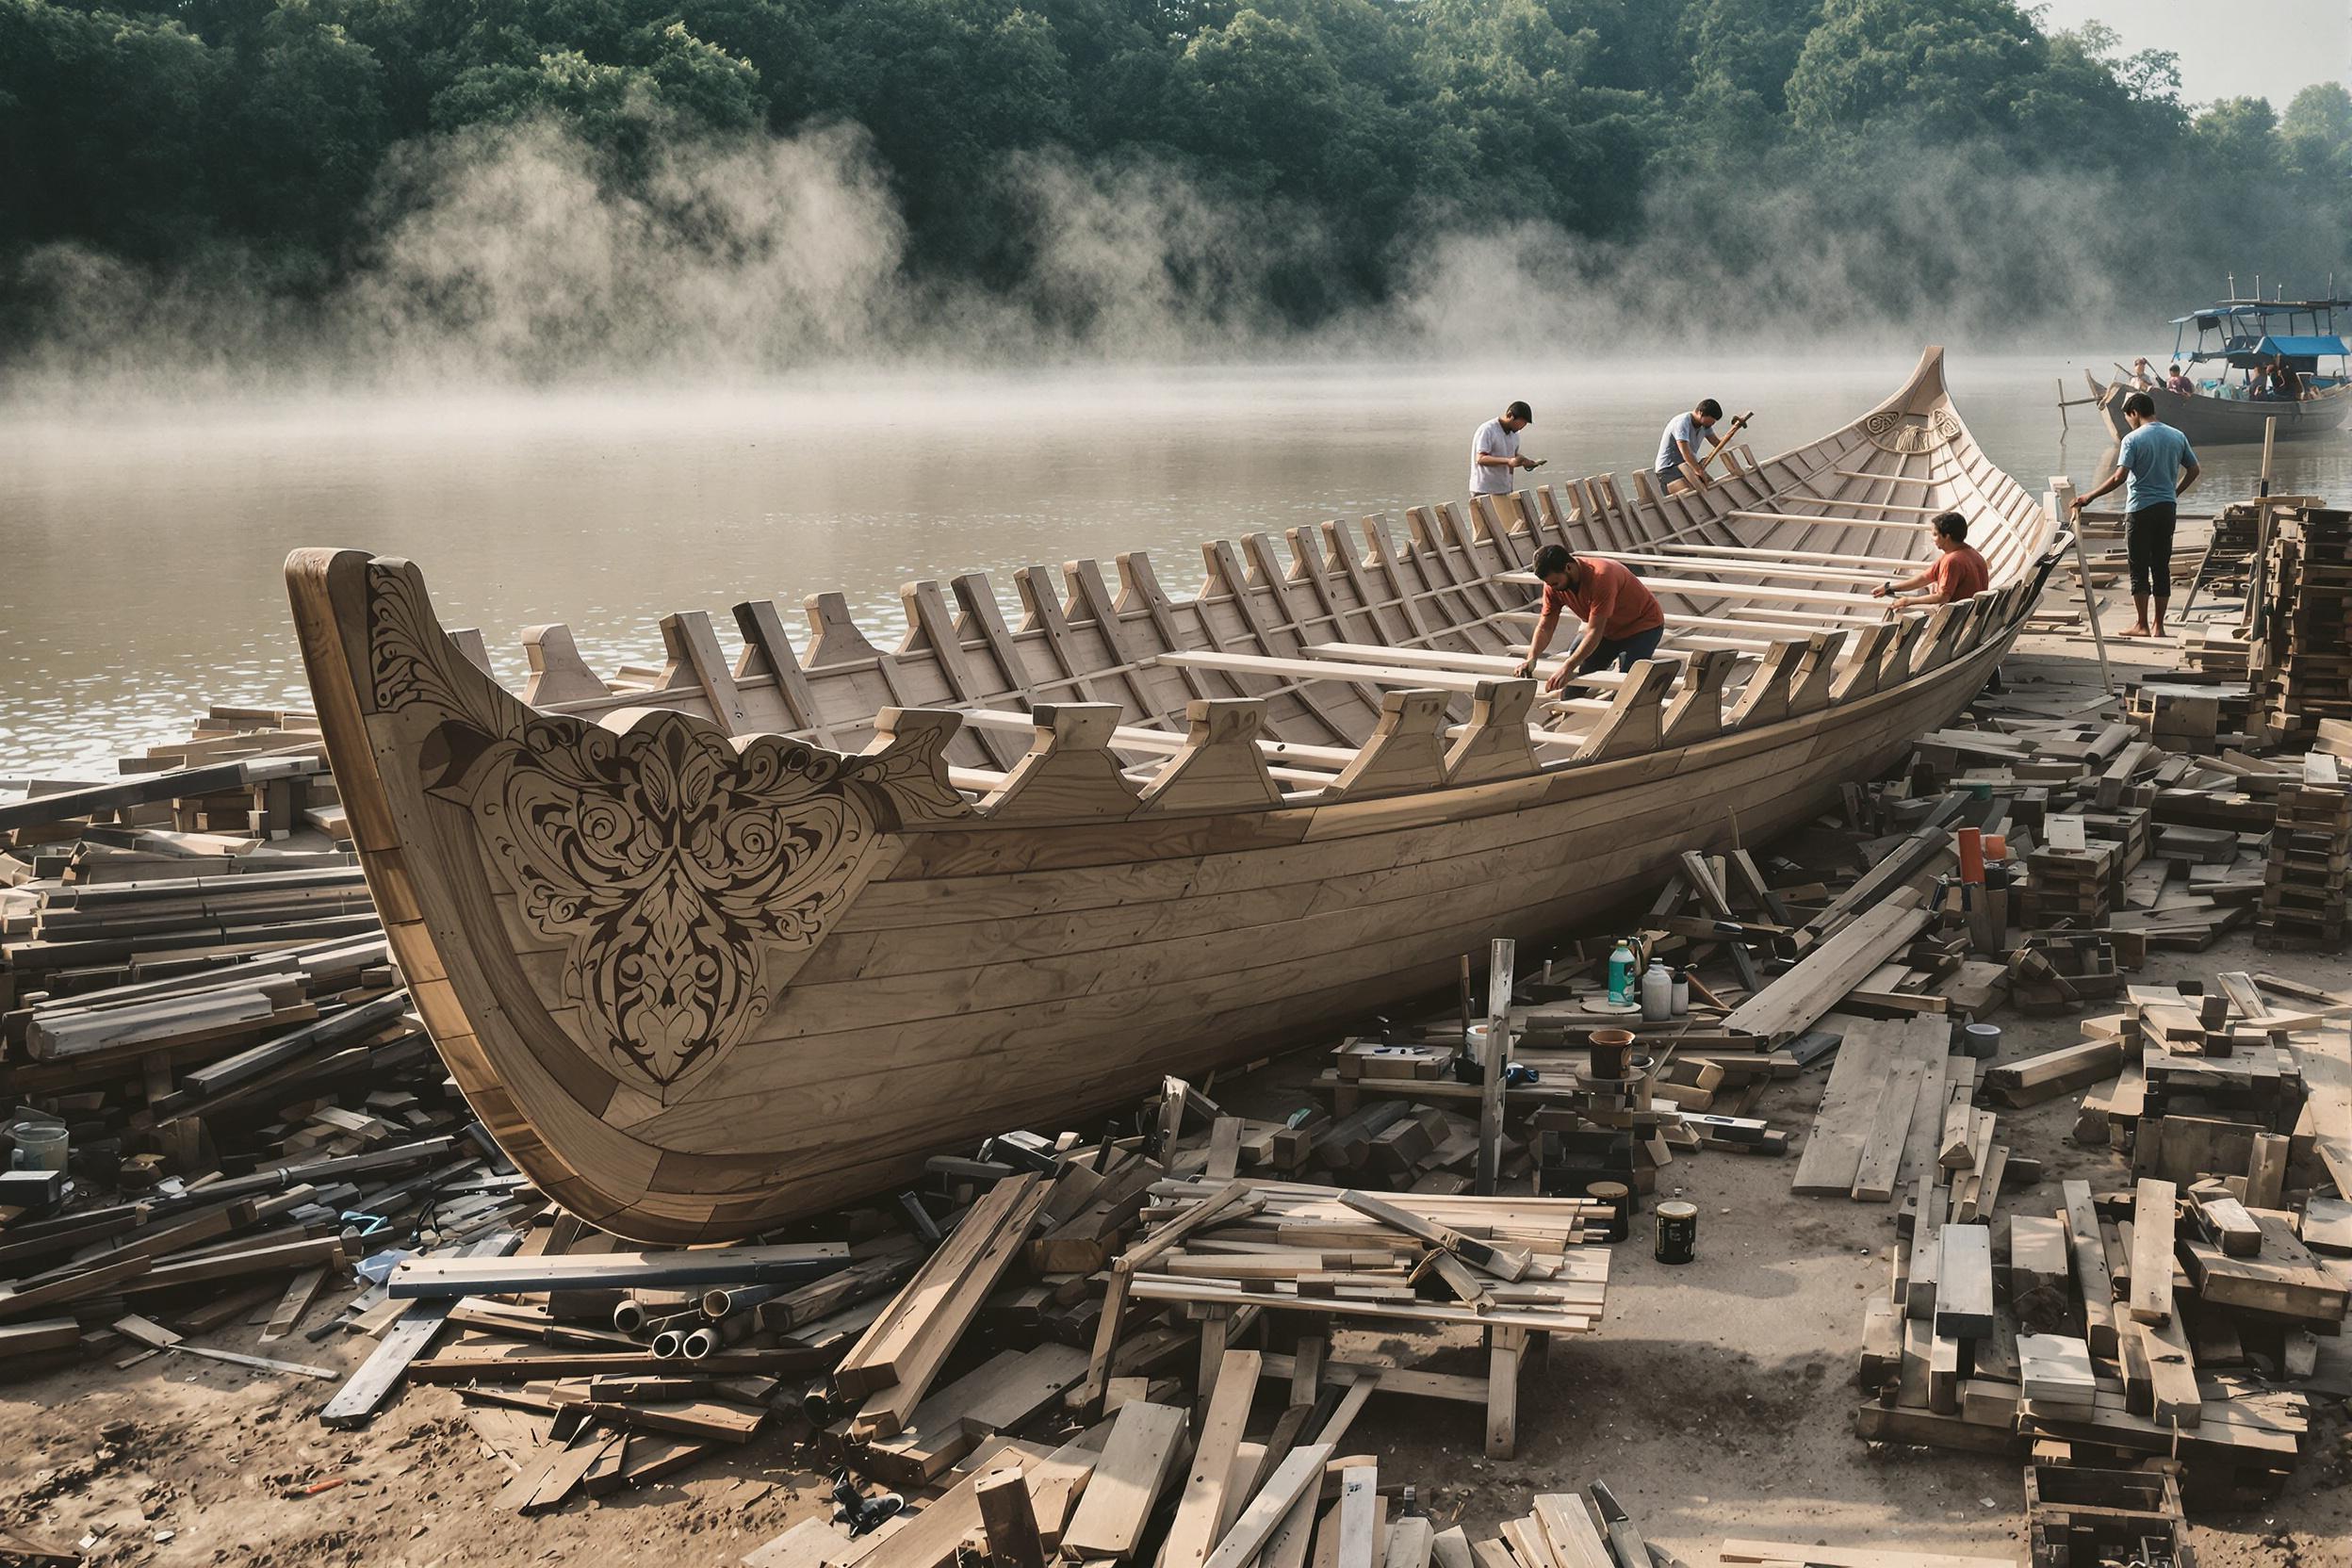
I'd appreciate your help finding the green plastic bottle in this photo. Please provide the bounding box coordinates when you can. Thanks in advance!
[1607,937,1637,1006]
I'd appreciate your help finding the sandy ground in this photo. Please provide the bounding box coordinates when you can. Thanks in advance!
[2,629,2346,1568]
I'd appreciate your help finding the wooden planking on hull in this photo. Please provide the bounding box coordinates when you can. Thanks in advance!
[286,347,2066,1239]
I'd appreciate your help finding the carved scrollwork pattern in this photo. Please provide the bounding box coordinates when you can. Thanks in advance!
[365,563,954,1100]
[1863,407,1964,454]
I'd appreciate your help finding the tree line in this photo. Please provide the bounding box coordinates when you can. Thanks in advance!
[3,0,2348,359]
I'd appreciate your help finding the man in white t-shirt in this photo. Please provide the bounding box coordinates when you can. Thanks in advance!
[1469,401,1540,497]
[1655,399,1723,494]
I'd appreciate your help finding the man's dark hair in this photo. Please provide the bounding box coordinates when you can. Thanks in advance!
[1932,512,1968,543]
[1696,398,1723,419]
[2168,365,2180,375]
[2121,391,2155,419]
[1532,544,1574,578]
[1506,400,1533,421]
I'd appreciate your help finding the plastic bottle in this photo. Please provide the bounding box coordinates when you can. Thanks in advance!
[1607,938,1637,1006]
[1671,967,1690,1016]
[1641,960,1672,1021]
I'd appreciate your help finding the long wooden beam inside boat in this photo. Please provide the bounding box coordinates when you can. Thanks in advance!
[282,345,2065,1240]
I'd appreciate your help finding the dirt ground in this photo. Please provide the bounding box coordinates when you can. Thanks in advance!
[2,631,2345,1568]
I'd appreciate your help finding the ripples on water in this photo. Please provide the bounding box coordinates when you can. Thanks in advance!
[4,355,2348,776]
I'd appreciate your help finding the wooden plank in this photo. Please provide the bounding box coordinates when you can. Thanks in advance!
[1161,1349,1265,1568]
[1720,1542,2018,1568]
[258,1266,327,1344]
[1790,1019,1906,1195]
[388,1242,845,1298]
[1850,1054,1927,1202]
[2129,1179,2177,1324]
[321,1231,520,1428]
[1531,1494,1613,1568]
[2062,1180,2117,1357]
[1934,1224,1994,1341]
[976,1465,1049,1568]
[1724,888,1935,1045]
[853,1177,1054,1439]
[1332,1465,1379,1568]
[1060,1399,1190,1560]
[1201,1443,1336,1568]
[1335,1189,1530,1280]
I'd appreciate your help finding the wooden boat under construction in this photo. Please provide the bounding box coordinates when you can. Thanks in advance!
[287,347,2064,1242]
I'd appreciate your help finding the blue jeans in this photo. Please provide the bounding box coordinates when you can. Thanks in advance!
[1578,626,1665,674]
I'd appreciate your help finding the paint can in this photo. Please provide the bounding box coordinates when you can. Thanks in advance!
[1583,1180,1633,1242]
[1962,1021,2001,1059]
[1654,1200,1698,1265]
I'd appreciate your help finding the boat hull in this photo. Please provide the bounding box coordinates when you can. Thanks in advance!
[287,346,2063,1241]
[288,547,2029,1240]
[2095,376,2351,446]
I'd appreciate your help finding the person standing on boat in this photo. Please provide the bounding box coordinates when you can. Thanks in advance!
[1514,544,1667,688]
[1870,512,1988,611]
[2165,364,2195,396]
[1470,402,1542,496]
[2068,391,2199,638]
[1654,400,1724,494]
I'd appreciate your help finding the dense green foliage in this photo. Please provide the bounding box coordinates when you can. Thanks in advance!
[3,0,2348,361]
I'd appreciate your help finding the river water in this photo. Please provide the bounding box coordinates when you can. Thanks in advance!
[6,351,2349,776]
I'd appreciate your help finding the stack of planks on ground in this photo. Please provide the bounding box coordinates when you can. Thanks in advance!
[2256,757,2351,949]
[1088,1177,1609,1460]
[2251,505,2352,751]
[1473,1480,1692,1568]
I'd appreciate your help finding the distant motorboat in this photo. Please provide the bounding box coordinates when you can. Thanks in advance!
[2090,297,2352,445]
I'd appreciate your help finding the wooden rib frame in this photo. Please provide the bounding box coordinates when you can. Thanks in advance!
[285,347,2064,1239]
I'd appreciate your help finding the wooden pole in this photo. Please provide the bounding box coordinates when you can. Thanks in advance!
[1477,938,1514,1196]
[2050,479,2113,696]
[2247,416,2282,637]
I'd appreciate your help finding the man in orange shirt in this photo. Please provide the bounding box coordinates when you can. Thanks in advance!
[1513,544,1669,692]
[1871,512,1988,612]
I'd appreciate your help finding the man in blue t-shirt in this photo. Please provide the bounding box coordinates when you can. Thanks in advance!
[1655,399,1724,494]
[2070,391,2200,638]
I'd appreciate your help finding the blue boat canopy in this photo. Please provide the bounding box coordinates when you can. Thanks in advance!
[2253,334,2348,357]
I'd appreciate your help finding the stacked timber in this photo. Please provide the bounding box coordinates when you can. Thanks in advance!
[2256,759,2352,949]
[1853,964,2348,1507]
[1472,1483,1692,1568]
[2254,505,2352,749]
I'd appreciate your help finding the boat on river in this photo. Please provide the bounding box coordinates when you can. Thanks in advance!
[2088,297,2352,445]
[287,346,2062,1241]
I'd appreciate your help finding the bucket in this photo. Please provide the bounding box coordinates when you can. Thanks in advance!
[1654,1200,1698,1265]
[9,1124,67,1173]
[1583,1180,1633,1243]
[1962,1022,2001,1059]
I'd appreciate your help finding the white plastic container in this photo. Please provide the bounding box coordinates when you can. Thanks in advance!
[1641,961,1672,1021]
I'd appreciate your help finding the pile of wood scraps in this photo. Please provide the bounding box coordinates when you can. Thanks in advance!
[2257,758,2351,949]
[2252,505,2352,750]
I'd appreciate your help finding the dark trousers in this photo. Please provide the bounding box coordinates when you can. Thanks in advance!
[1577,625,1666,674]
[2126,502,2177,597]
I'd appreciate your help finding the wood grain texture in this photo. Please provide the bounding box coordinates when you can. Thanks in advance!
[284,348,2063,1240]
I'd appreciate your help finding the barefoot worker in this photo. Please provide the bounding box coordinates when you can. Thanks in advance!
[2069,391,2199,637]
[1514,544,1668,690]
[1871,512,1989,611]
[1654,399,1725,494]
[1470,401,1543,497]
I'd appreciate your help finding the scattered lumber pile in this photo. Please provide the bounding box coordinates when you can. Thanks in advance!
[2257,758,2350,949]
[2252,505,2352,751]
[1854,959,2347,1507]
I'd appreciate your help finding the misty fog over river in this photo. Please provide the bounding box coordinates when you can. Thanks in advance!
[6,351,2350,776]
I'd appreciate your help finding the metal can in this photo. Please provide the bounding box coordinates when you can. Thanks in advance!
[1583,1180,1632,1243]
[1654,1200,1698,1265]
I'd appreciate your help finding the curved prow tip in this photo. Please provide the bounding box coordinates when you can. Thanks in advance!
[1868,346,1950,418]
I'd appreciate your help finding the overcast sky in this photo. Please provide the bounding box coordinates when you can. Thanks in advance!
[2035,0,2350,108]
